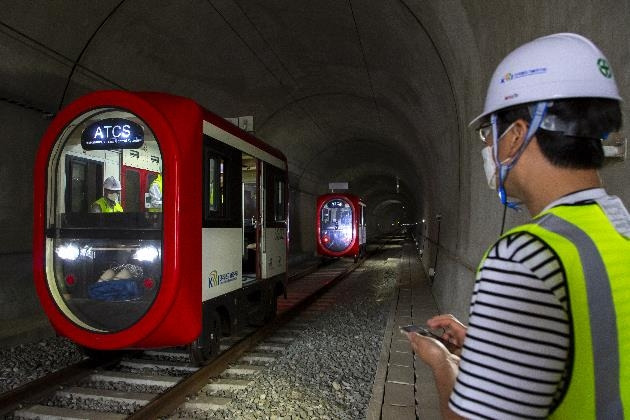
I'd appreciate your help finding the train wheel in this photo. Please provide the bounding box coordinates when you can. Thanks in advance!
[189,311,221,366]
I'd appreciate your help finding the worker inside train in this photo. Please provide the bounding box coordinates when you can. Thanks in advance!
[147,173,162,212]
[90,176,124,213]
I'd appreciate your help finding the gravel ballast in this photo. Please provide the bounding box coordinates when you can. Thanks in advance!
[0,336,84,394]
[1,247,402,419]
[190,253,400,419]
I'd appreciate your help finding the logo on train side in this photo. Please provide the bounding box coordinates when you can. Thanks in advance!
[208,270,238,288]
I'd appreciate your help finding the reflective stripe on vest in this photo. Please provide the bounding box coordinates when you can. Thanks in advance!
[535,213,623,419]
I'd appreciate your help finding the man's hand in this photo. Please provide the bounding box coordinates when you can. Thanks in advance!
[403,330,454,368]
[402,325,464,420]
[427,314,467,354]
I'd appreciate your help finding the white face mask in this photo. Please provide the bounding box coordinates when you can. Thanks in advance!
[480,122,517,190]
[106,192,119,203]
[481,146,498,190]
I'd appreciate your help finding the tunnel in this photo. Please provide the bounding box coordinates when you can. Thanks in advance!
[1,0,629,344]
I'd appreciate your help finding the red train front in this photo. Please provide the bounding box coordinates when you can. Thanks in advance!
[33,90,288,364]
[316,193,366,261]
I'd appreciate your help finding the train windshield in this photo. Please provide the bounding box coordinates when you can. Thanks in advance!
[46,108,163,333]
[320,198,353,252]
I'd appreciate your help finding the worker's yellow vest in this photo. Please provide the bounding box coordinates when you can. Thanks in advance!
[93,197,123,213]
[500,202,629,419]
[148,174,162,213]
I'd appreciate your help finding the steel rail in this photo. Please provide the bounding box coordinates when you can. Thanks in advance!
[0,357,120,415]
[128,255,371,418]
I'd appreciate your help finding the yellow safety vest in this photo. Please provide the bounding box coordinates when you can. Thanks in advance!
[148,174,162,212]
[93,197,123,213]
[500,202,629,419]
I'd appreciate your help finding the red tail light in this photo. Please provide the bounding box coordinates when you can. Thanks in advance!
[65,275,75,286]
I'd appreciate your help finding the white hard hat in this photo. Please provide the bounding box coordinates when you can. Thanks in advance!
[470,33,622,127]
[103,176,122,191]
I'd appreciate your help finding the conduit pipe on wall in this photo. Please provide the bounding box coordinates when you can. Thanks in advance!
[428,214,441,282]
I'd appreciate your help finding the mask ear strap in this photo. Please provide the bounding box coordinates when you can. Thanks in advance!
[490,113,500,163]
[491,113,511,208]
[495,102,549,210]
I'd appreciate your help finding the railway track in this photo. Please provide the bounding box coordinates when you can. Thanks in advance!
[1,247,384,419]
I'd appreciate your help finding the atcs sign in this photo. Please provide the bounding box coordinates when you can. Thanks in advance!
[81,118,144,150]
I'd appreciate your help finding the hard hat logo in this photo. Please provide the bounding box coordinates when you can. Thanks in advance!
[598,58,612,78]
[500,68,547,84]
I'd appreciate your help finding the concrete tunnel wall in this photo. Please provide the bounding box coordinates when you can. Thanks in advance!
[0,1,629,338]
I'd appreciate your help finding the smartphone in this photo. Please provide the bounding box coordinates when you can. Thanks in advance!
[400,324,455,348]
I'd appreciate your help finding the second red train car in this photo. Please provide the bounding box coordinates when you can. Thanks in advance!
[316,193,366,261]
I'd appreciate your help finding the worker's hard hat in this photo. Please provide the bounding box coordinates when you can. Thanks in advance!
[103,176,122,191]
[470,33,622,127]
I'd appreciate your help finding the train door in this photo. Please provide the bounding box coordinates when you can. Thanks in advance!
[121,166,158,212]
[261,163,287,279]
[242,153,259,284]
[359,202,366,246]
[202,136,243,302]
[64,155,103,213]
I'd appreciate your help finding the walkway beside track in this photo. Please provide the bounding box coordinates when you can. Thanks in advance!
[368,240,442,420]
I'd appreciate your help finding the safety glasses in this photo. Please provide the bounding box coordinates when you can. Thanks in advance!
[477,122,492,144]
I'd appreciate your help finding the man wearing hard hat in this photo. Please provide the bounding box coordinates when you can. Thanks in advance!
[405,33,629,419]
[91,176,124,213]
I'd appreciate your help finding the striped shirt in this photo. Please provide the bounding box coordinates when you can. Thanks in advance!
[450,189,608,419]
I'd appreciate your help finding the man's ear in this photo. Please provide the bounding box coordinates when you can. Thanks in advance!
[506,119,529,156]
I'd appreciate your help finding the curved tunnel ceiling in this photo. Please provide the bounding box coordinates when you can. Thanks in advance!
[0,0,460,228]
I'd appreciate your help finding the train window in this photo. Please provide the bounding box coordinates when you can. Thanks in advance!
[47,108,163,333]
[274,178,286,222]
[203,135,241,228]
[320,198,354,252]
[207,156,225,215]
[123,168,141,212]
[264,164,287,228]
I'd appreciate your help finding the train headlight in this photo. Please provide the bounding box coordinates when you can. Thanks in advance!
[55,243,80,261]
[79,245,93,258]
[133,245,159,262]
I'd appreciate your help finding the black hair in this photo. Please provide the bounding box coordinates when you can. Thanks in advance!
[492,98,622,169]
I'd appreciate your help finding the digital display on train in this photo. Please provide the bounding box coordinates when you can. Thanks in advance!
[326,199,347,208]
[81,118,144,150]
